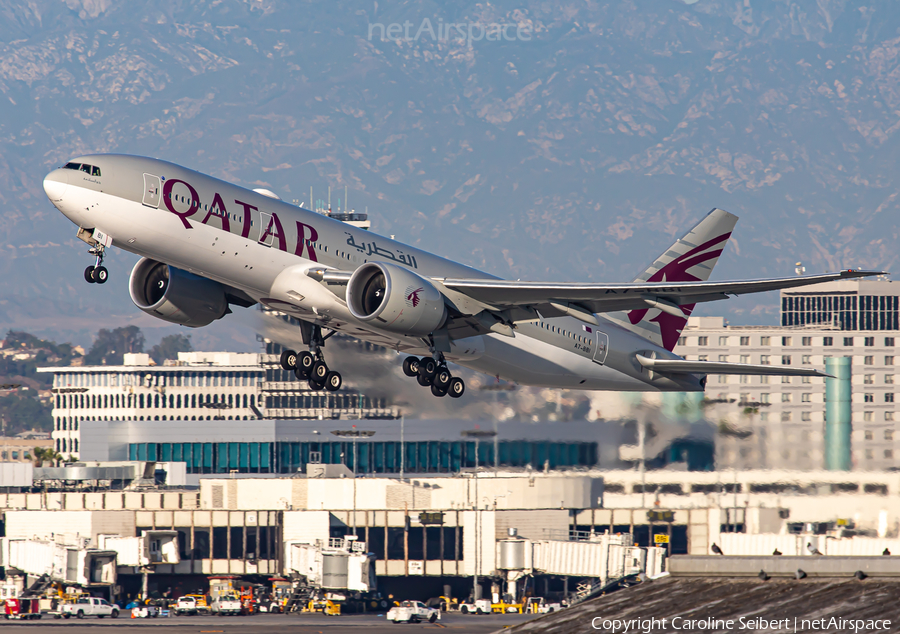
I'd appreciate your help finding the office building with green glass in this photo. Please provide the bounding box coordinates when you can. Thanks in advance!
[79,417,619,485]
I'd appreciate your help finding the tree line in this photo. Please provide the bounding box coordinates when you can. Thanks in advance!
[0,327,193,436]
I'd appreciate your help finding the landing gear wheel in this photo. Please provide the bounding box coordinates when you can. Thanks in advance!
[417,373,433,387]
[297,351,315,376]
[294,365,310,380]
[402,356,420,377]
[419,358,438,378]
[280,349,297,371]
[431,383,448,398]
[93,265,109,284]
[448,377,465,398]
[325,371,342,392]
[84,266,96,283]
[308,378,325,391]
[433,367,452,389]
[311,360,329,382]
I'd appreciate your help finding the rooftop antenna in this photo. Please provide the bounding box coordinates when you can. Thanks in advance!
[310,186,313,211]
[345,186,348,213]
[328,186,331,212]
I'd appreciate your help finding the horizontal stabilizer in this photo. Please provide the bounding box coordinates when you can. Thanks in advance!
[635,355,833,378]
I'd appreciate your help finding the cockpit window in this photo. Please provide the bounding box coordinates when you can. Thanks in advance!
[63,162,100,177]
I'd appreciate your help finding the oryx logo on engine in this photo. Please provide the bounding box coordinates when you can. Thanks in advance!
[405,286,424,307]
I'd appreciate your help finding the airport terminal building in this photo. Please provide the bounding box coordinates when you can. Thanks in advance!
[79,418,612,483]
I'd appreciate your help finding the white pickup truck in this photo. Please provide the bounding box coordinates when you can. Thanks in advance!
[61,597,119,619]
[175,596,198,616]
[210,594,242,616]
[387,600,440,623]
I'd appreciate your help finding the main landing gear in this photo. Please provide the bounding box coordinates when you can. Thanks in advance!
[279,326,342,393]
[402,356,465,398]
[83,244,109,284]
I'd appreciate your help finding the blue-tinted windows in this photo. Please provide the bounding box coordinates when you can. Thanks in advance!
[129,439,597,475]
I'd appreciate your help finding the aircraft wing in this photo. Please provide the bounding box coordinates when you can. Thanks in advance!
[635,355,833,378]
[440,269,883,316]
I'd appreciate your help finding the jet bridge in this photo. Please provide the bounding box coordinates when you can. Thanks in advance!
[0,536,117,588]
[285,536,376,594]
[495,529,666,602]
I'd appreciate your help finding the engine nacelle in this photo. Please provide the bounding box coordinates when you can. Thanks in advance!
[129,258,228,328]
[346,262,447,336]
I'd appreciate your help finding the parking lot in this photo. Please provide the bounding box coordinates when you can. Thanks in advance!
[0,611,537,633]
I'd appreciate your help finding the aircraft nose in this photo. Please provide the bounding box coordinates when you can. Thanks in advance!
[43,169,68,203]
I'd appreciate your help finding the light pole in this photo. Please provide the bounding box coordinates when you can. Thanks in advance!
[331,428,376,534]
[478,383,516,474]
[462,429,497,601]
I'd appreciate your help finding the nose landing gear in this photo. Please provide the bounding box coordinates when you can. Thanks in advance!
[279,325,341,392]
[402,355,465,399]
[83,245,108,284]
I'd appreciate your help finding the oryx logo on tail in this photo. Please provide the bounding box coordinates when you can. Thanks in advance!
[609,208,739,352]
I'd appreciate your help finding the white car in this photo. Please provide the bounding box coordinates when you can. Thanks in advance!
[175,596,198,616]
[61,597,119,619]
[387,600,441,623]
[210,594,242,616]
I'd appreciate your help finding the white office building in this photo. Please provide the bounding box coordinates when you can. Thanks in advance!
[41,351,398,458]
[677,278,899,471]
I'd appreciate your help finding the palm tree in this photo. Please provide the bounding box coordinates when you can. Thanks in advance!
[31,446,48,467]
[32,447,63,467]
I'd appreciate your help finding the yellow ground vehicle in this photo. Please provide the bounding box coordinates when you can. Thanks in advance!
[305,599,340,616]
[492,601,524,614]
[183,594,210,614]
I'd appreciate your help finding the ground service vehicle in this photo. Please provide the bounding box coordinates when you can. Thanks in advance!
[60,597,119,619]
[4,598,43,620]
[459,598,493,614]
[184,594,210,613]
[387,601,440,623]
[175,596,198,616]
[130,605,160,618]
[211,594,242,616]
[526,597,563,614]
[306,599,340,616]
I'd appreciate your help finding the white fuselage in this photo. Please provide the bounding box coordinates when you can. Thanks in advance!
[43,154,700,392]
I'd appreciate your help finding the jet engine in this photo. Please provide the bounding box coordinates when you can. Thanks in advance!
[346,262,447,336]
[129,258,228,328]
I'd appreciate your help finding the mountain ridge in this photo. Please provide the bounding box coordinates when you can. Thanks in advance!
[1,0,898,349]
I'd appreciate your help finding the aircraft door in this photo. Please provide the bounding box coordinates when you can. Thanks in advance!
[258,212,274,246]
[142,173,161,208]
[592,330,609,365]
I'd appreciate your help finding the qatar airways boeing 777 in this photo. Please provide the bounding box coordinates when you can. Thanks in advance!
[42,155,879,398]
